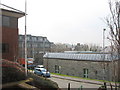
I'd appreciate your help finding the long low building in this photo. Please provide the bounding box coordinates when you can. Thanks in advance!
[43,52,119,82]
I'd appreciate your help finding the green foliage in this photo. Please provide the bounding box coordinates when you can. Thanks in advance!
[2,59,27,84]
[2,59,59,89]
[27,72,59,89]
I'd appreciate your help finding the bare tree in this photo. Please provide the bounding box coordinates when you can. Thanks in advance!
[105,0,120,82]
[106,0,120,54]
[74,43,101,52]
[51,43,71,52]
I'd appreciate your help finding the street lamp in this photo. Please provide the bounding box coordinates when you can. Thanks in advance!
[103,28,106,52]
[102,29,106,81]
[24,0,28,76]
[32,43,35,61]
[43,37,46,54]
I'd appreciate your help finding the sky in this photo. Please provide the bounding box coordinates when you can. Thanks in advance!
[1,0,111,46]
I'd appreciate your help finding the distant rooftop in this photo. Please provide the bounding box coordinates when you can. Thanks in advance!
[64,51,107,54]
[44,53,119,61]
[19,34,46,38]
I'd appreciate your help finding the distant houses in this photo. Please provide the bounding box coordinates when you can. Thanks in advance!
[18,34,53,65]
[43,52,119,82]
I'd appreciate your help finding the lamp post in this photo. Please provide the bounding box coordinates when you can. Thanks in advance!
[24,0,27,76]
[32,43,35,61]
[102,29,107,89]
[103,29,106,81]
[43,37,45,54]
[103,29,106,53]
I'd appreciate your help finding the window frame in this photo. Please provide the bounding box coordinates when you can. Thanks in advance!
[83,68,88,78]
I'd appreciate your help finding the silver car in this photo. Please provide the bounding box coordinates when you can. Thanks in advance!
[34,68,50,77]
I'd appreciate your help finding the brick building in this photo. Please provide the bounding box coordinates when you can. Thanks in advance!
[0,7,25,61]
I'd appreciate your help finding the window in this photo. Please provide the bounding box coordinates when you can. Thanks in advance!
[38,37,43,41]
[55,65,59,73]
[27,43,31,47]
[19,36,23,40]
[2,16,18,28]
[95,70,98,75]
[32,37,37,41]
[36,69,41,72]
[33,43,37,48]
[2,16,10,27]
[2,43,9,53]
[0,15,2,26]
[83,68,88,78]
[45,43,50,48]
[27,36,30,41]
[43,37,47,42]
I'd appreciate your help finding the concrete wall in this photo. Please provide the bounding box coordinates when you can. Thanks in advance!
[44,58,112,81]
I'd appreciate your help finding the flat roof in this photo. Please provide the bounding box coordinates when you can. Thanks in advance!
[1,9,25,18]
[0,4,25,18]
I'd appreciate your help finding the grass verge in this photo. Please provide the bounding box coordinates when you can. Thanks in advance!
[51,73,120,84]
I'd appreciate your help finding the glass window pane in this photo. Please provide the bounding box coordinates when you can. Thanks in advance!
[3,16,10,26]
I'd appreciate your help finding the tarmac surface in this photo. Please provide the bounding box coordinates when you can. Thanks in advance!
[51,74,119,87]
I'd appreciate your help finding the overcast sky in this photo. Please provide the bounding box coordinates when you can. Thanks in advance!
[1,0,111,46]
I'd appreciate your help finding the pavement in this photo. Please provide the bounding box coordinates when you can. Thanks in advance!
[28,70,119,87]
[51,74,120,87]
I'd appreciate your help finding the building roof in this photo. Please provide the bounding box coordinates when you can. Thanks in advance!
[43,53,119,61]
[64,51,109,54]
[0,4,25,18]
[19,34,52,43]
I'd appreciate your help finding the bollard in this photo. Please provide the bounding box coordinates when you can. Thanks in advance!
[68,83,70,90]
[78,85,83,90]
[104,82,107,90]
[80,85,83,90]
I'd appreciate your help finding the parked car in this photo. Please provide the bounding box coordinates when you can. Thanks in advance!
[34,68,50,77]
[35,65,44,68]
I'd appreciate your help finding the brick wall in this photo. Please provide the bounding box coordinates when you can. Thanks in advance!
[2,27,18,61]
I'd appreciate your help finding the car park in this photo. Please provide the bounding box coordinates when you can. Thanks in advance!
[34,68,50,77]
